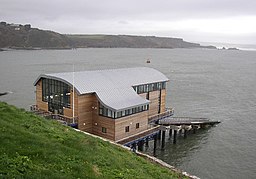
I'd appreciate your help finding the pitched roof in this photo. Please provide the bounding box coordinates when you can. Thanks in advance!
[34,67,169,111]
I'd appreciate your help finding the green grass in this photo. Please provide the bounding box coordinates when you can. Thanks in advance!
[0,102,187,178]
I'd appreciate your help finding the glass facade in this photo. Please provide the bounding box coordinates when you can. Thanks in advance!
[99,103,148,119]
[42,78,71,114]
[133,82,166,94]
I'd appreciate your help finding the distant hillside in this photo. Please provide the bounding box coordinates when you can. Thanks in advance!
[0,102,187,178]
[0,21,216,49]
[67,34,216,49]
[0,22,71,49]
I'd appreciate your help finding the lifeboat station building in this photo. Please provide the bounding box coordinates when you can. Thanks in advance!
[33,67,169,141]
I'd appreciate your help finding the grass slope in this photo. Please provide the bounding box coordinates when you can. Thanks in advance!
[0,102,186,178]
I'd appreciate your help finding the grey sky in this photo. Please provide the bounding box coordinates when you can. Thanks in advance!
[1,0,256,44]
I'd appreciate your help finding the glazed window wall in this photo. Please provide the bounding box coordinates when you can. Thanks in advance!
[42,78,71,108]
[133,82,166,94]
[99,103,148,119]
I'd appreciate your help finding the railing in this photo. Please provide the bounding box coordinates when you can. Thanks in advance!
[30,104,78,126]
[51,114,78,124]
[148,107,174,123]
[30,104,39,111]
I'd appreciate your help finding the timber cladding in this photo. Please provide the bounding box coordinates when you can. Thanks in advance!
[160,89,166,113]
[148,90,160,117]
[77,93,97,133]
[36,80,48,111]
[92,115,115,141]
[114,111,148,141]
[63,90,78,117]
[138,89,167,117]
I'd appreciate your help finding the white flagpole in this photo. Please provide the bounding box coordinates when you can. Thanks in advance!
[72,64,75,124]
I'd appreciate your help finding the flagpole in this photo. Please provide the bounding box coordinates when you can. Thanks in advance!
[72,64,75,124]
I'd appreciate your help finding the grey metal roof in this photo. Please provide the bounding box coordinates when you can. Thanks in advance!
[34,67,169,111]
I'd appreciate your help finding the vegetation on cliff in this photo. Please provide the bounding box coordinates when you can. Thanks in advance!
[0,102,187,178]
[67,34,215,49]
[0,21,216,50]
[0,22,71,48]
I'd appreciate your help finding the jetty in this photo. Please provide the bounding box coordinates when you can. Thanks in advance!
[158,117,221,125]
[117,115,220,155]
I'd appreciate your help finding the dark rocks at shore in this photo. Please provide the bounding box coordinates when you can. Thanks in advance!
[227,47,239,50]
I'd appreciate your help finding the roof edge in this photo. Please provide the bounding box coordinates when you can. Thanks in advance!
[33,74,81,95]
[95,93,150,112]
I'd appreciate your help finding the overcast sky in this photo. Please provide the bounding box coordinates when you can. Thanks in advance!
[1,0,256,44]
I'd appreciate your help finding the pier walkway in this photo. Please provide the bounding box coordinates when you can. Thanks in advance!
[117,116,221,151]
[158,117,221,126]
[116,126,160,146]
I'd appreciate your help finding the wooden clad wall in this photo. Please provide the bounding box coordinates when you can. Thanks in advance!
[63,90,78,117]
[160,89,166,113]
[114,111,148,141]
[139,93,147,99]
[36,80,48,111]
[148,90,160,117]
[77,94,96,133]
[92,115,115,141]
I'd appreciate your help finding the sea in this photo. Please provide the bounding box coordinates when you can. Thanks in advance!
[0,48,256,179]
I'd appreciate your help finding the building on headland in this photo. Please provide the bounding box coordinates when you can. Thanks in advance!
[33,67,170,141]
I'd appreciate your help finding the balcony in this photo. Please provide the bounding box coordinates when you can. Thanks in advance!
[30,104,78,127]
[148,107,174,124]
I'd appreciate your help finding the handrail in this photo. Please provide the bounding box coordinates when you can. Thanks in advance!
[148,107,174,123]
[30,104,78,124]
[51,114,79,124]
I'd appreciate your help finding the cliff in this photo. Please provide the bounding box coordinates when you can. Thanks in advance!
[0,22,71,49]
[0,22,216,49]
[67,34,216,49]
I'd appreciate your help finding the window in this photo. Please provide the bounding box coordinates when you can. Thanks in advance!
[133,82,166,94]
[125,126,129,132]
[136,123,140,129]
[102,127,107,133]
[99,103,149,119]
[42,78,71,108]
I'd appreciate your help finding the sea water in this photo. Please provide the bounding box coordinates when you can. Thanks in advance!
[0,48,256,179]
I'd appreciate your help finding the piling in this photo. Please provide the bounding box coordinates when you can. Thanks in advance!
[153,135,157,156]
[138,140,144,151]
[161,130,166,149]
[132,143,136,152]
[193,128,196,134]
[158,130,161,139]
[184,129,187,139]
[145,138,149,147]
[169,129,172,138]
[173,130,177,144]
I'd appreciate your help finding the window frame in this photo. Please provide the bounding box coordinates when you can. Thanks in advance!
[125,126,130,132]
[102,127,107,133]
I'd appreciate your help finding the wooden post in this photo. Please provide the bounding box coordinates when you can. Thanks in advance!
[145,138,149,147]
[193,128,196,134]
[158,130,161,140]
[169,129,172,138]
[173,130,177,144]
[153,135,157,156]
[184,129,187,139]
[161,130,166,149]
[138,140,144,151]
[132,143,136,153]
